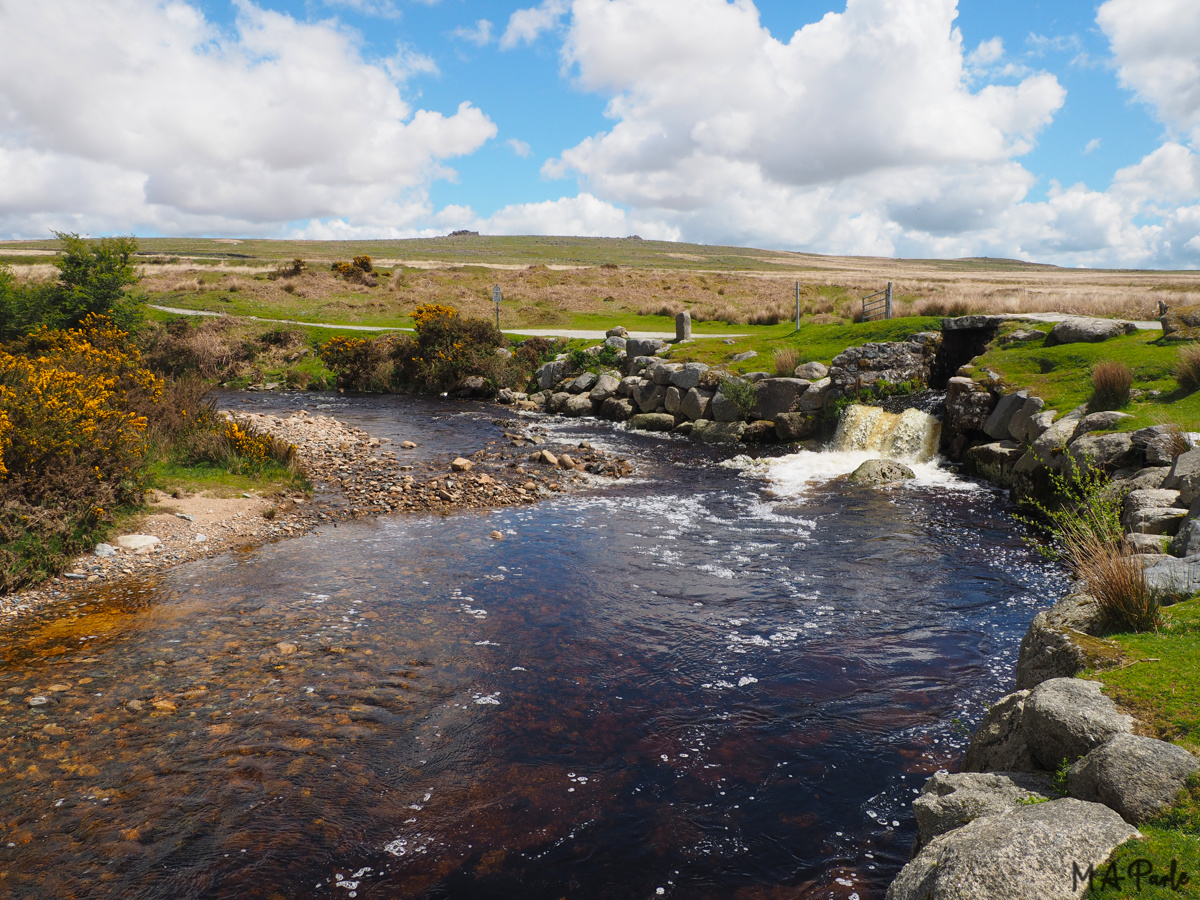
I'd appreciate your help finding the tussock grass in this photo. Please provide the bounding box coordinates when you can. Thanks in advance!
[772,347,801,377]
[1175,344,1200,393]
[1091,359,1133,410]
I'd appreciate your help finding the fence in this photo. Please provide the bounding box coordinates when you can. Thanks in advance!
[861,282,893,322]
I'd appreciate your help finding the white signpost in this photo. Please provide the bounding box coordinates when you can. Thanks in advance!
[492,284,502,330]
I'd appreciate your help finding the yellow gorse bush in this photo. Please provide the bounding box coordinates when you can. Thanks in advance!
[0,315,162,487]
[410,303,456,330]
[222,420,272,464]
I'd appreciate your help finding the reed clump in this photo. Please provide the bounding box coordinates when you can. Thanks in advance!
[772,347,801,377]
[1175,344,1200,393]
[1090,359,1133,410]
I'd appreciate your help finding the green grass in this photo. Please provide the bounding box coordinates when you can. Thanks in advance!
[972,325,1200,430]
[1086,775,1200,899]
[145,458,309,498]
[1090,598,1200,754]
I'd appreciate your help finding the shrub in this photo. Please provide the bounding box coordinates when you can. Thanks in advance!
[318,335,396,391]
[352,255,373,273]
[410,303,457,329]
[772,347,800,377]
[1020,464,1165,632]
[269,257,305,280]
[718,377,757,419]
[331,258,377,286]
[1175,344,1200,393]
[1091,360,1132,410]
[393,312,509,393]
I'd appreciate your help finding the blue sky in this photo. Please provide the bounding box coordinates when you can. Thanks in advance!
[2,0,1199,267]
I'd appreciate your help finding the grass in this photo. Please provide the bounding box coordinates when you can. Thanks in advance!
[972,325,1200,430]
[145,458,308,498]
[1092,360,1134,411]
[1090,598,1200,752]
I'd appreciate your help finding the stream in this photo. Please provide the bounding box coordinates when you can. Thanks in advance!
[0,393,1066,899]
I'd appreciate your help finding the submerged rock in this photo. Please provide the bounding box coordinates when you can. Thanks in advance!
[847,458,915,486]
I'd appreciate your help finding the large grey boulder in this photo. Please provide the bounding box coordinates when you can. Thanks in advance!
[794,361,829,380]
[663,386,683,415]
[775,412,820,442]
[1024,679,1135,770]
[913,771,1054,851]
[1068,733,1199,824]
[798,377,832,412]
[646,361,681,386]
[1068,431,1138,472]
[1160,303,1200,342]
[670,362,709,391]
[680,387,714,421]
[1071,411,1134,441]
[1122,488,1185,534]
[1045,317,1139,346]
[962,691,1036,773]
[1142,555,1200,596]
[1032,405,1088,466]
[633,380,666,413]
[628,413,675,432]
[547,391,572,413]
[603,334,627,351]
[1007,395,1047,443]
[710,390,744,422]
[1116,466,1172,491]
[886,799,1139,900]
[1131,425,1189,467]
[848,458,915,486]
[1171,517,1200,557]
[589,372,622,404]
[965,441,1024,473]
[569,371,597,393]
[598,396,634,421]
[1015,593,1119,690]
[751,378,809,419]
[1164,448,1200,505]
[562,394,596,417]
[984,391,1028,441]
[536,359,570,391]
[625,337,665,359]
[944,377,996,437]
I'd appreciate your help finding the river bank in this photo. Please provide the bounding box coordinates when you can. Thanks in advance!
[0,397,635,626]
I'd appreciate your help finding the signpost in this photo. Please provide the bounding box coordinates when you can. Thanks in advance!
[492,284,502,331]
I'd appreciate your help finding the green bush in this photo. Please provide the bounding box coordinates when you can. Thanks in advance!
[719,376,757,418]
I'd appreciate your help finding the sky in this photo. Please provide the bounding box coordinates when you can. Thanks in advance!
[1,0,1200,268]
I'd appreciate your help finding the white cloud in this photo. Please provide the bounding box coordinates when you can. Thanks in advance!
[967,37,1004,67]
[0,0,496,238]
[322,0,402,19]
[501,0,568,50]
[506,138,533,158]
[452,19,493,47]
[483,193,680,240]
[1084,138,1101,155]
[1099,0,1200,141]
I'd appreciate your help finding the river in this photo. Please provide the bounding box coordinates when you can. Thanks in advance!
[0,393,1065,899]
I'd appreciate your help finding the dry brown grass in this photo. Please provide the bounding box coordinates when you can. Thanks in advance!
[772,347,801,376]
[1176,344,1200,393]
[1091,360,1133,410]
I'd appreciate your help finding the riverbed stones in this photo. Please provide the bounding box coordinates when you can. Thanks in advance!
[848,458,915,486]
[1045,317,1139,346]
[1068,733,1199,824]
[1023,678,1135,770]
[912,771,1055,851]
[114,535,161,554]
[451,457,474,472]
[962,690,1036,773]
[563,395,596,417]
[885,799,1139,900]
[94,543,117,558]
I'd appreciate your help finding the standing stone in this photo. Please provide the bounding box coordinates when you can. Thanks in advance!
[675,310,692,341]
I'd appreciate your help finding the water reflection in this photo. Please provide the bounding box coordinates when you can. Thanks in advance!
[0,402,1065,899]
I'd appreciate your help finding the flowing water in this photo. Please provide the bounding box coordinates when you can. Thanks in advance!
[0,395,1066,899]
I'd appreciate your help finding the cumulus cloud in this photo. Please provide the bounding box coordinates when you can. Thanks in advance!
[1099,0,1200,141]
[506,138,533,158]
[452,19,494,47]
[0,0,496,238]
[501,0,568,50]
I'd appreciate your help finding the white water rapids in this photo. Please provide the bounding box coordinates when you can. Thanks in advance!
[727,403,982,496]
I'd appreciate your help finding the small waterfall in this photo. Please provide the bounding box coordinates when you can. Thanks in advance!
[831,404,942,463]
